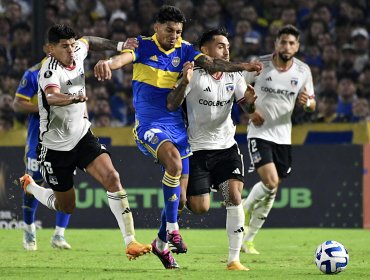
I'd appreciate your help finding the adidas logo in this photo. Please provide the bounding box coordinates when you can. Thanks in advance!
[168,194,178,202]
[122,207,131,214]
[66,80,72,85]
[150,55,158,62]
[232,168,241,174]
[203,86,211,92]
[266,76,272,81]
[234,226,245,233]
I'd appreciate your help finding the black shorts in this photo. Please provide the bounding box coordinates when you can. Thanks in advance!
[187,144,244,196]
[247,138,292,178]
[37,129,109,192]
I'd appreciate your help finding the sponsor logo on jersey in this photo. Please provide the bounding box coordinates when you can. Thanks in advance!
[66,80,72,85]
[44,70,53,78]
[150,55,158,62]
[198,98,232,107]
[266,76,272,81]
[203,86,211,92]
[225,83,234,94]
[261,86,294,96]
[171,56,180,67]
[291,78,298,87]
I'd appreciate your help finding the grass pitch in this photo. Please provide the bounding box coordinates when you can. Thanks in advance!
[0,228,369,280]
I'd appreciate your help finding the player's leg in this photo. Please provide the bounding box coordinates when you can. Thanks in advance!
[51,211,72,249]
[22,190,39,251]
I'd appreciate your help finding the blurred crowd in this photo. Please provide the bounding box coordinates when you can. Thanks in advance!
[0,0,370,131]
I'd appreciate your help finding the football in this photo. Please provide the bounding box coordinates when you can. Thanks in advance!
[314,240,349,274]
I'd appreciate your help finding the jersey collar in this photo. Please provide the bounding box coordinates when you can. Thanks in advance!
[152,33,182,55]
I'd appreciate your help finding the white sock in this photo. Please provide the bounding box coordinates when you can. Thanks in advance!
[54,226,65,236]
[166,222,179,233]
[244,191,276,242]
[242,181,271,212]
[155,237,169,252]
[226,204,245,264]
[26,181,56,211]
[107,190,135,246]
[25,223,36,233]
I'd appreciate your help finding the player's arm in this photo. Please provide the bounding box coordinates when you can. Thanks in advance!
[13,96,38,113]
[298,87,316,112]
[238,84,257,114]
[44,87,88,106]
[195,55,263,74]
[94,52,134,81]
[167,61,194,112]
[82,36,138,52]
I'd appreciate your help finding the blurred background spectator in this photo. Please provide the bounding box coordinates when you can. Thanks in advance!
[0,0,369,128]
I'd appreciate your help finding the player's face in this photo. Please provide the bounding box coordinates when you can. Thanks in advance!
[275,34,299,62]
[203,35,230,61]
[49,38,76,67]
[154,21,183,50]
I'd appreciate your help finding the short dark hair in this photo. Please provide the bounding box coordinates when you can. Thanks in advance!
[198,28,229,48]
[277,24,300,40]
[155,5,186,24]
[48,24,76,44]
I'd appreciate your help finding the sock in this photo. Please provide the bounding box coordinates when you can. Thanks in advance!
[243,181,271,213]
[226,204,245,264]
[26,181,56,211]
[107,190,135,246]
[56,211,71,229]
[162,171,181,233]
[158,209,167,242]
[24,222,36,234]
[23,193,39,225]
[244,190,276,242]
[155,236,168,252]
[54,226,65,236]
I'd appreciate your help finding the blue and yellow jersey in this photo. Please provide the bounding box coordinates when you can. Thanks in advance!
[15,61,43,158]
[127,34,203,125]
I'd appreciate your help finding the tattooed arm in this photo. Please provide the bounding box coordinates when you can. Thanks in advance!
[195,55,263,74]
[82,36,138,52]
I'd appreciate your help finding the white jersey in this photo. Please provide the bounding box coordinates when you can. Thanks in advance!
[243,54,314,144]
[38,40,90,151]
[184,67,247,151]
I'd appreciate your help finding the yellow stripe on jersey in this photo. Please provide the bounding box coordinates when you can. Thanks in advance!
[133,63,180,89]
[122,49,136,61]
[15,93,31,101]
[152,34,182,55]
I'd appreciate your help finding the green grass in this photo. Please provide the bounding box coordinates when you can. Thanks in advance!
[0,229,369,279]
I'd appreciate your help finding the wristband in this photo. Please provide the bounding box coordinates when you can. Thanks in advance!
[305,98,311,108]
[117,41,124,51]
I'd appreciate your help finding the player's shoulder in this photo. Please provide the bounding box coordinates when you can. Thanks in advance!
[193,66,208,76]
[259,54,273,62]
[293,57,312,73]
[181,38,192,46]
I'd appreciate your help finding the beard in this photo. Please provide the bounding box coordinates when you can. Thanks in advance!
[278,52,293,63]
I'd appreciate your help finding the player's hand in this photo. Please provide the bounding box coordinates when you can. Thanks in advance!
[71,95,88,104]
[123,37,138,50]
[243,61,263,75]
[94,59,112,81]
[244,84,257,104]
[182,61,194,85]
[250,111,264,127]
[297,87,311,106]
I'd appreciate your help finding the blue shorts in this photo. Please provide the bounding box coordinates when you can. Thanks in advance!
[134,123,192,160]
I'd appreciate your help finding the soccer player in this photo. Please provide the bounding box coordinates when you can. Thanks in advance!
[13,46,72,250]
[241,25,316,254]
[94,5,262,269]
[19,24,151,260]
[166,28,257,271]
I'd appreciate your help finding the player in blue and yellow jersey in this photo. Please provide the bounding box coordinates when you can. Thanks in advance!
[13,54,72,251]
[94,5,263,269]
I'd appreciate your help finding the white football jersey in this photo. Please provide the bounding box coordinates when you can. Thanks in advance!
[243,54,314,144]
[184,68,247,151]
[38,40,90,151]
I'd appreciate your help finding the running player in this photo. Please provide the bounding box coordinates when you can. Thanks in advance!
[94,5,262,269]
[19,24,151,260]
[167,28,256,271]
[241,25,316,254]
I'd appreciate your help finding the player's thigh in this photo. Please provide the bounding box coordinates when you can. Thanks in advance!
[273,144,292,178]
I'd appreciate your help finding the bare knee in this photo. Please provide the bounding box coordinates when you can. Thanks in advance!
[187,196,210,214]
[103,169,121,192]
[56,200,75,214]
[188,202,209,214]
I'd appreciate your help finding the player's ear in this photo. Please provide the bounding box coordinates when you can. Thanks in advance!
[154,23,159,33]
[200,46,208,55]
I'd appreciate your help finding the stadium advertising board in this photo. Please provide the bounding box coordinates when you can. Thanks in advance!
[0,145,363,229]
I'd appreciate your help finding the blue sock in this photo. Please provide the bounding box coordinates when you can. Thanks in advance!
[158,209,167,242]
[23,193,39,225]
[56,212,71,228]
[162,171,181,224]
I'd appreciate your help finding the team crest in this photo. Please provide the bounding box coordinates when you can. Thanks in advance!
[171,56,180,67]
[291,77,298,87]
[44,70,53,78]
[20,78,27,87]
[225,83,234,94]
[252,152,262,164]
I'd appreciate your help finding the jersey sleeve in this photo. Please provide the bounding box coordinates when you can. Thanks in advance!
[39,65,61,92]
[234,74,248,103]
[242,70,257,84]
[123,36,141,62]
[184,42,203,62]
[76,38,89,60]
[15,70,38,100]
[301,67,315,98]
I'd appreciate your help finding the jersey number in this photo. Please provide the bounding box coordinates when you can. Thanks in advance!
[250,139,258,153]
